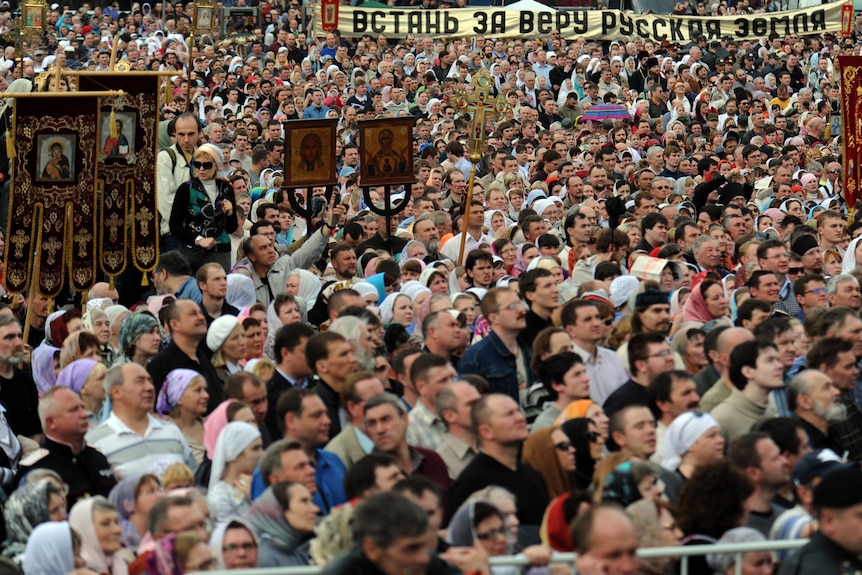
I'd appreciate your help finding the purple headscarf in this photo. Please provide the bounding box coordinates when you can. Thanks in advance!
[155,369,202,416]
[56,359,101,395]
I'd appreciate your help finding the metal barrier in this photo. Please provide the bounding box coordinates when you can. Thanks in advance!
[196,538,808,575]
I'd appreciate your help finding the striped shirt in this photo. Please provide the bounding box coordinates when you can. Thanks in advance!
[86,413,195,480]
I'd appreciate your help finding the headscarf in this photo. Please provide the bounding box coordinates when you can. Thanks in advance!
[226,274,256,310]
[31,344,60,394]
[662,411,721,471]
[562,418,597,490]
[104,305,131,331]
[208,421,261,490]
[401,280,430,302]
[146,532,184,575]
[289,269,323,310]
[69,497,129,575]
[48,310,81,348]
[119,312,161,355]
[522,427,572,499]
[365,273,387,303]
[56,359,100,395]
[156,369,202,416]
[512,244,533,277]
[108,475,138,523]
[247,486,313,560]
[352,282,379,303]
[447,501,514,562]
[208,518,259,570]
[557,399,595,423]
[379,293,406,325]
[23,521,75,575]
[601,461,644,507]
[86,297,114,312]
[204,400,237,460]
[843,236,862,274]
[82,306,108,333]
[682,282,718,323]
[2,481,52,557]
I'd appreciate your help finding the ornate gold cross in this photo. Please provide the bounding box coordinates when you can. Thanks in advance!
[450,68,511,162]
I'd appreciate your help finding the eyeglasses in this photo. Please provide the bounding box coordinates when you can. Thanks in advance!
[502,301,528,312]
[645,350,673,359]
[554,441,574,451]
[787,267,804,275]
[604,318,613,326]
[223,542,257,553]
[193,160,215,170]
[806,287,828,294]
[476,528,507,541]
[585,430,601,442]
[829,169,841,174]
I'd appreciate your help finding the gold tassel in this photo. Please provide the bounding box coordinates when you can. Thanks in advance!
[140,273,148,287]
[80,291,88,309]
[109,277,116,291]
[6,127,14,159]
[109,109,118,140]
[164,80,173,105]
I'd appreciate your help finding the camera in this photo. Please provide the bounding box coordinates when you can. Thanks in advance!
[311,195,327,216]
[740,169,749,176]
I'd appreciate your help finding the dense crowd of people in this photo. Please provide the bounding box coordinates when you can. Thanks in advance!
[0,0,862,574]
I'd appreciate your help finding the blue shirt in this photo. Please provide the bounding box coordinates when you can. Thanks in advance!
[175,277,202,304]
[459,330,533,403]
[250,448,346,514]
[303,105,330,119]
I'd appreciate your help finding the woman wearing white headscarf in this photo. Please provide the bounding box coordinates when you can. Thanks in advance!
[226,273,256,310]
[68,496,127,575]
[285,269,322,311]
[104,305,130,360]
[207,421,263,523]
[208,517,259,570]
[842,236,862,274]
[661,411,724,481]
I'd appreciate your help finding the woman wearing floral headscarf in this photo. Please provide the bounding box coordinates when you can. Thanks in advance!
[157,369,210,465]
[3,480,67,565]
[146,531,214,575]
[117,312,162,367]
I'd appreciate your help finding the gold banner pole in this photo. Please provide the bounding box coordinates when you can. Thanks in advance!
[2,90,126,98]
[108,34,120,71]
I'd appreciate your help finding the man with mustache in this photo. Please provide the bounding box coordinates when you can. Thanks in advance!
[87,363,196,479]
[0,315,41,438]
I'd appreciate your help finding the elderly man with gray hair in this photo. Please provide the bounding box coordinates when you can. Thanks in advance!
[828,274,861,311]
[788,369,846,453]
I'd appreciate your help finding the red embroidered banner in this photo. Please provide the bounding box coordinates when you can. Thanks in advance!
[4,94,99,297]
[838,56,862,209]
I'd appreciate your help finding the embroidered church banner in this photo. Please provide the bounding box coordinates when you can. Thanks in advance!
[77,73,161,282]
[838,56,862,209]
[4,94,100,297]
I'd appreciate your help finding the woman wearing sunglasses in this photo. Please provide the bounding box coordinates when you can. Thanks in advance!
[169,142,239,273]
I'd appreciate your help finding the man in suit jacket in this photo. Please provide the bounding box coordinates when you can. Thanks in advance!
[264,323,316,441]
[324,372,385,469]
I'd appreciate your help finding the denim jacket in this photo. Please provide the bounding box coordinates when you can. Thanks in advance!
[458,330,533,403]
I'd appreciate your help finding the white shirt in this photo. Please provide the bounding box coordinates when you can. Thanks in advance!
[572,341,629,406]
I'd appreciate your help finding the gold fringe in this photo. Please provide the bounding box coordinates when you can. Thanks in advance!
[6,128,13,159]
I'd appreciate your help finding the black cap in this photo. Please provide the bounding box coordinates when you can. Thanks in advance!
[813,464,862,508]
[744,52,755,59]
